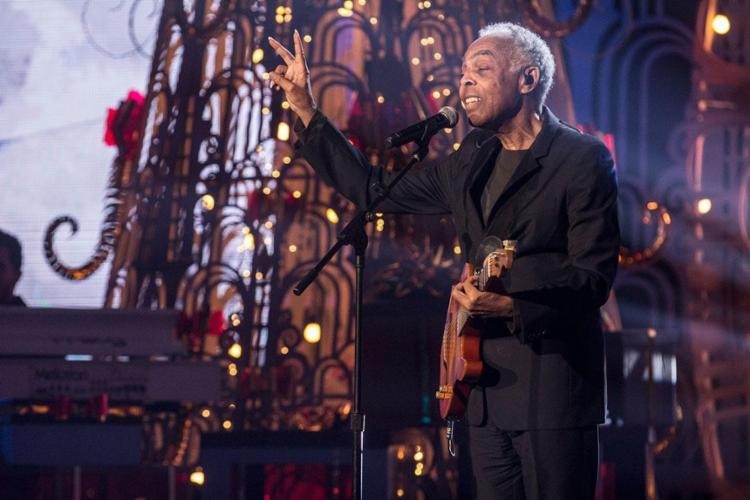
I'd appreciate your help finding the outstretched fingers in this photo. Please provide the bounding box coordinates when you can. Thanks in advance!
[268,36,294,66]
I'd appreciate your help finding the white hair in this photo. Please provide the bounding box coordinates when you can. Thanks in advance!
[478,22,556,105]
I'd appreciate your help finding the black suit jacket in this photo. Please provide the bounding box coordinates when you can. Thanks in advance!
[295,107,619,430]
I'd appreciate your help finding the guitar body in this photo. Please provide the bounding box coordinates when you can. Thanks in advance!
[437,275,483,419]
[436,240,515,421]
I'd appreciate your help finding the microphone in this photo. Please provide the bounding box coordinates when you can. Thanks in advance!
[385,106,458,148]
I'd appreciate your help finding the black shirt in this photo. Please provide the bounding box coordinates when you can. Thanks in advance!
[480,148,528,223]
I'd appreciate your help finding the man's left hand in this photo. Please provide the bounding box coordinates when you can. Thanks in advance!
[451,276,513,318]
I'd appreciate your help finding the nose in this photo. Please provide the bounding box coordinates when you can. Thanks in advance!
[460,72,475,90]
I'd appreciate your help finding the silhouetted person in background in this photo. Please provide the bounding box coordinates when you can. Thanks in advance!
[0,229,25,306]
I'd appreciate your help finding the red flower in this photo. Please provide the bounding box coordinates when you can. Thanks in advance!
[104,89,146,160]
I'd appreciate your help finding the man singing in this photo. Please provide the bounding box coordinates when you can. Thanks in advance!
[269,22,619,499]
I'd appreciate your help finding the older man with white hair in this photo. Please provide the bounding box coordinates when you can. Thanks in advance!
[269,21,620,499]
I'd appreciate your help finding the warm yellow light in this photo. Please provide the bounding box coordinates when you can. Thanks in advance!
[292,190,302,198]
[453,143,460,151]
[423,0,431,7]
[646,201,658,210]
[337,7,353,16]
[201,194,215,211]
[252,48,264,64]
[275,15,284,24]
[303,34,312,43]
[453,245,461,255]
[271,170,281,178]
[264,220,274,229]
[283,156,292,164]
[280,346,289,355]
[242,233,255,250]
[275,6,284,14]
[369,17,378,25]
[201,408,211,418]
[711,14,731,35]
[358,0,366,4]
[433,52,442,61]
[396,489,404,497]
[262,106,270,115]
[376,95,385,104]
[190,469,205,485]
[303,322,322,343]
[696,198,712,214]
[662,212,672,224]
[411,57,420,66]
[281,101,290,110]
[228,343,242,359]
[262,187,272,195]
[242,269,251,278]
[288,244,298,253]
[396,447,405,460]
[344,0,354,9]
[277,122,290,141]
[326,208,340,224]
[228,363,238,376]
[255,272,264,280]
[222,420,233,430]
[432,90,441,99]
[413,450,424,461]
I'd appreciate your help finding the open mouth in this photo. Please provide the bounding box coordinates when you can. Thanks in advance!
[462,96,481,108]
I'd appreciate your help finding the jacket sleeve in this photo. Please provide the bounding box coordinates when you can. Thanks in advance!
[509,142,620,343]
[294,110,455,214]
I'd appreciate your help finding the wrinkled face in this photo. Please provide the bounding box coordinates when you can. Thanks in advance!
[0,247,20,302]
[459,35,522,130]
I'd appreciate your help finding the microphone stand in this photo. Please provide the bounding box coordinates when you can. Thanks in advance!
[293,137,432,500]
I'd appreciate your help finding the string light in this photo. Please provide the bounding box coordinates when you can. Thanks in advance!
[201,408,211,418]
[252,48,264,64]
[277,122,290,141]
[222,420,233,430]
[288,244,298,253]
[190,468,205,485]
[696,198,712,214]
[711,14,730,35]
[201,194,215,211]
[228,343,242,358]
[303,322,322,343]
[453,245,461,255]
[326,208,340,224]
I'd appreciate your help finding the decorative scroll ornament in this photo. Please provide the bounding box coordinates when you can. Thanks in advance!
[619,200,671,266]
[522,0,594,38]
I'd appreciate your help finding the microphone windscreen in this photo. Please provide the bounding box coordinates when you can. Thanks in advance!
[439,106,459,127]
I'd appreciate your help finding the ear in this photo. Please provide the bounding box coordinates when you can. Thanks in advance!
[519,66,540,96]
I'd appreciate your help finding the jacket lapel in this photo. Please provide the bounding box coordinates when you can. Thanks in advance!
[464,134,500,229]
[483,107,561,224]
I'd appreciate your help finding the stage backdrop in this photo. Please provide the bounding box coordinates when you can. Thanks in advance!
[0,0,157,306]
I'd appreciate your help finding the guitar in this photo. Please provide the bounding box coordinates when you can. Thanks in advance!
[436,238,515,453]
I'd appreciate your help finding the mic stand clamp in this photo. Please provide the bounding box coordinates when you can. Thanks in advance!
[293,139,431,500]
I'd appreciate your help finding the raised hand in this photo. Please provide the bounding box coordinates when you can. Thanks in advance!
[268,30,316,127]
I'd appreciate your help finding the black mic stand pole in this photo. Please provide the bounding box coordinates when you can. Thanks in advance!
[293,138,431,500]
